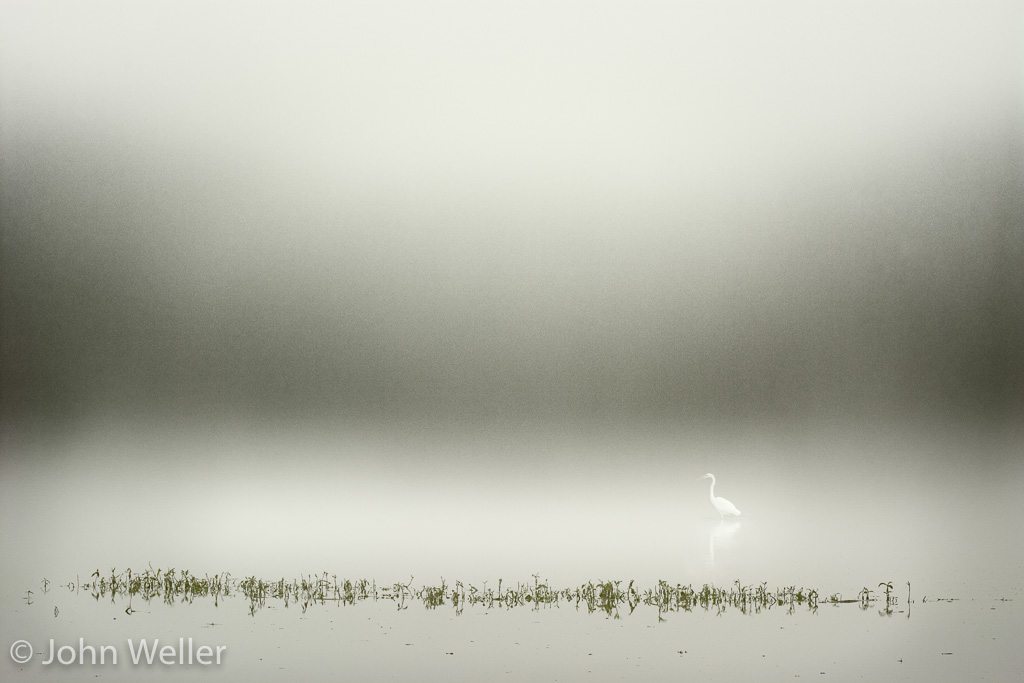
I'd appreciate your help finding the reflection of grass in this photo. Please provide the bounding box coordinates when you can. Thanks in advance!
[43,568,908,617]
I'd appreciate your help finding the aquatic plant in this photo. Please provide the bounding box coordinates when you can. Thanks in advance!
[43,568,909,618]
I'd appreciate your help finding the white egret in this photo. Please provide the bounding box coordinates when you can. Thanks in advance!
[698,473,741,519]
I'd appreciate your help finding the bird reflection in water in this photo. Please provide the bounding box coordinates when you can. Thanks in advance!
[708,518,741,568]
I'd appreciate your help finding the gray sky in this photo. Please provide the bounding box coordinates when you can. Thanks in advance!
[2,0,1022,434]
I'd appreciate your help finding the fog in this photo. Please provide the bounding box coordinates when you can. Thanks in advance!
[1,0,1023,603]
[3,0,1021,439]
[4,8,1024,683]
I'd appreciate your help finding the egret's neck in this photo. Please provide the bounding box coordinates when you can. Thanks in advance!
[707,476,716,502]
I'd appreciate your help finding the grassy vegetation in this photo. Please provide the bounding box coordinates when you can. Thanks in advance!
[36,568,908,617]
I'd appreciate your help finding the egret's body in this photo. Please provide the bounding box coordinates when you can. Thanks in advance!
[699,473,741,519]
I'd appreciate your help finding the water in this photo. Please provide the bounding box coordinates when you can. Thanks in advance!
[4,580,1018,681]
[1,420,1021,681]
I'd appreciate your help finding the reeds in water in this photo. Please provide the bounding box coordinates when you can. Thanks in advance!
[38,567,908,618]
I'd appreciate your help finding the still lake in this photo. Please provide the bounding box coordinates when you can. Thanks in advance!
[2,420,1021,681]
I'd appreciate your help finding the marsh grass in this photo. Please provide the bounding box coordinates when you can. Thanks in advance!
[40,567,908,618]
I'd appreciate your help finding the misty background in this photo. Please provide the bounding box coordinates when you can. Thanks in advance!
[3,0,1021,441]
[0,0,1022,611]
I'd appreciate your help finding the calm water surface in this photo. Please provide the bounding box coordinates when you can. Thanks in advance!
[2,422,1021,681]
